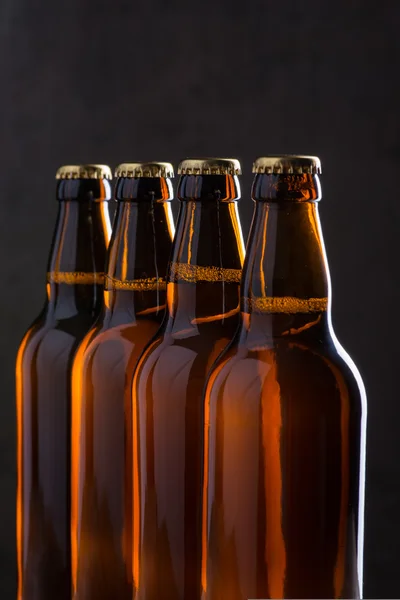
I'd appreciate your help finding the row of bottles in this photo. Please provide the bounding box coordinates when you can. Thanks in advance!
[16,157,366,600]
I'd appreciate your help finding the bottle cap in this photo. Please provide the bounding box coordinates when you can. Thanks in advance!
[115,162,174,178]
[178,158,241,176]
[252,155,321,175]
[55,164,112,180]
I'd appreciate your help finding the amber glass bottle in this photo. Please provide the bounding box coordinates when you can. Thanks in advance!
[132,158,245,600]
[202,156,367,600]
[16,164,112,600]
[71,162,175,599]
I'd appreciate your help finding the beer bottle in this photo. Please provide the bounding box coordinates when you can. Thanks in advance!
[71,162,175,599]
[16,164,113,600]
[202,156,367,600]
[132,158,245,599]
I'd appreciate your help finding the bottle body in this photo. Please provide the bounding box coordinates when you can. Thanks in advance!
[16,175,111,600]
[71,175,175,599]
[203,313,365,600]
[133,170,245,600]
[202,167,366,600]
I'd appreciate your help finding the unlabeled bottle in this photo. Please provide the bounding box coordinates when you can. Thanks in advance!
[71,162,175,599]
[202,156,367,600]
[132,158,245,600]
[16,164,113,600]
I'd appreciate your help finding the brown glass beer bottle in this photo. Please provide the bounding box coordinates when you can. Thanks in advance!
[202,156,367,600]
[132,158,245,600]
[71,162,175,599]
[16,164,113,600]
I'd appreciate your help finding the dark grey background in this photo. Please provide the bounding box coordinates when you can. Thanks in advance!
[0,0,398,597]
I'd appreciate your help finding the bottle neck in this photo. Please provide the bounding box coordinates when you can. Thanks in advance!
[241,173,330,338]
[165,174,245,332]
[46,198,111,317]
[104,199,175,318]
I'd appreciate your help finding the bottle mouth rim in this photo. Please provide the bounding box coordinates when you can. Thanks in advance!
[114,175,174,202]
[56,178,113,202]
[176,196,240,202]
[251,170,322,202]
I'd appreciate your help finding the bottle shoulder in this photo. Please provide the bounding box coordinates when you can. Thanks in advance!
[16,319,81,373]
[74,317,162,377]
[133,324,233,391]
[16,306,62,361]
[327,331,366,401]
[16,302,102,370]
[133,332,204,402]
[16,317,48,365]
[206,329,365,407]
[81,316,163,356]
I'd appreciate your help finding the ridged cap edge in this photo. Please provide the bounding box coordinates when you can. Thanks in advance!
[56,164,112,180]
[252,155,321,175]
[178,158,242,175]
[115,162,174,178]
